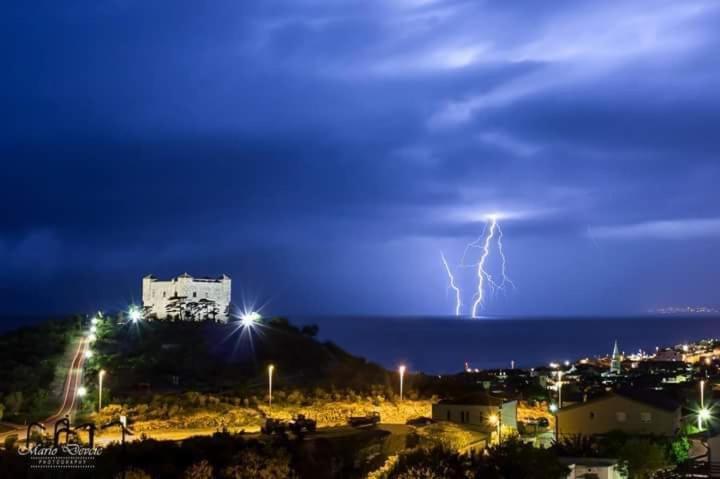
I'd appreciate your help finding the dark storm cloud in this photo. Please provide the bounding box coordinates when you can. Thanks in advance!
[2,0,720,315]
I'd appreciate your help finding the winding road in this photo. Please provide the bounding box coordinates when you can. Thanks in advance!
[0,336,88,444]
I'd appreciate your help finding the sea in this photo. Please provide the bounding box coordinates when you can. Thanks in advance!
[2,315,719,374]
[293,315,720,374]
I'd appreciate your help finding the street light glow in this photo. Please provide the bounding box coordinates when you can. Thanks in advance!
[77,386,87,397]
[398,365,406,401]
[549,403,558,413]
[84,350,93,359]
[88,334,97,342]
[129,306,143,323]
[487,414,499,426]
[240,311,262,327]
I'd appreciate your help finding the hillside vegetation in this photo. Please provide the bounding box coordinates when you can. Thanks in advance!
[87,316,405,403]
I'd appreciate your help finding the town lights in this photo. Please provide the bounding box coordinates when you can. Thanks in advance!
[398,365,406,401]
[268,364,275,408]
[549,403,558,413]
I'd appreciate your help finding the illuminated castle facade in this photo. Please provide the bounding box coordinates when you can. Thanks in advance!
[142,273,231,322]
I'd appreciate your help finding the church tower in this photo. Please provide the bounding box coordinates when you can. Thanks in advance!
[610,340,622,374]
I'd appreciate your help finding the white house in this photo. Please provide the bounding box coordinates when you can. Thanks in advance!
[431,393,518,437]
[560,457,627,479]
[142,273,231,322]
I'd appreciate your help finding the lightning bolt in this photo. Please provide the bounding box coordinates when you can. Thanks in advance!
[495,222,516,292]
[471,216,498,318]
[440,251,462,316]
[442,214,515,318]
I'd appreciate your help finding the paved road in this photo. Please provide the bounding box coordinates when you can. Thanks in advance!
[0,337,88,444]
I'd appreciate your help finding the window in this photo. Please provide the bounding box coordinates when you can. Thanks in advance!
[193,292,197,298]
[616,412,627,422]
[162,291,166,298]
[447,410,451,421]
[640,412,652,423]
[589,412,595,420]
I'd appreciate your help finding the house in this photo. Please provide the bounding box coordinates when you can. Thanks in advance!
[556,391,681,437]
[560,457,627,479]
[431,393,517,437]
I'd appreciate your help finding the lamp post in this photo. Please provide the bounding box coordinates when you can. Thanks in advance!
[398,365,406,401]
[98,370,106,412]
[699,380,705,430]
[268,364,274,408]
[557,370,563,409]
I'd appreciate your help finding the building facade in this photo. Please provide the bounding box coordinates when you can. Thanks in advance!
[432,393,518,435]
[556,392,681,438]
[142,273,231,322]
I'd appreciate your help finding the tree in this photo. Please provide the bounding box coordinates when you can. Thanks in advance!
[483,438,570,479]
[619,438,669,479]
[184,460,214,479]
[4,391,23,415]
[222,448,296,479]
[301,324,319,337]
[668,435,690,465]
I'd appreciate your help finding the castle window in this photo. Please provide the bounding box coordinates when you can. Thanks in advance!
[193,292,197,298]
[640,412,652,423]
[616,412,627,422]
[163,291,166,298]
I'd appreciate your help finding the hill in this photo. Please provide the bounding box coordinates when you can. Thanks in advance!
[90,316,397,399]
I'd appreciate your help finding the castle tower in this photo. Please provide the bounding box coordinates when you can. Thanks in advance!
[610,340,622,374]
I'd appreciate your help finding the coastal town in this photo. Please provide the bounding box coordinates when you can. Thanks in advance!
[2,298,720,478]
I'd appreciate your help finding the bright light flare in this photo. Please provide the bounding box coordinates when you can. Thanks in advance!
[88,333,97,342]
[128,306,143,323]
[549,403,558,413]
[487,414,499,426]
[84,350,93,359]
[77,386,87,397]
[240,311,262,327]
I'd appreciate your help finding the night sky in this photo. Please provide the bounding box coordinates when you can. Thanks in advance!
[2,1,720,318]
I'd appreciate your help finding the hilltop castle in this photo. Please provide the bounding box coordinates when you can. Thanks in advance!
[142,273,231,322]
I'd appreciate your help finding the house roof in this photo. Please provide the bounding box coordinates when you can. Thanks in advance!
[436,393,511,406]
[557,390,680,414]
[559,457,619,467]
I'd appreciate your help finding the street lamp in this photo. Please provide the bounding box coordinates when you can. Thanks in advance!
[98,370,106,412]
[557,370,564,409]
[268,364,275,408]
[488,413,501,443]
[129,306,142,323]
[398,365,406,401]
